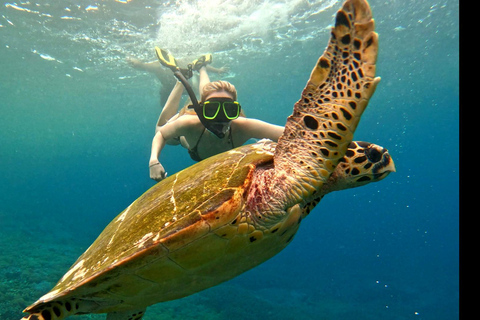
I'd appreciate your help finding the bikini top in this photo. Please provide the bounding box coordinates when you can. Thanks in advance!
[188,127,234,162]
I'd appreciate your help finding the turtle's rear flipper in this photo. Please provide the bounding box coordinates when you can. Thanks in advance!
[155,47,179,72]
[106,308,146,320]
[21,298,82,320]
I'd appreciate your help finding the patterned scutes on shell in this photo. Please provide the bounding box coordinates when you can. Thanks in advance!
[39,140,276,303]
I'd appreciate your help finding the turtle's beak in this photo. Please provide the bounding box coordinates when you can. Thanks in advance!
[372,148,396,181]
[385,153,396,173]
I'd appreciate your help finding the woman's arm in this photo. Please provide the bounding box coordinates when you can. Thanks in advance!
[150,120,184,165]
[149,117,194,181]
[235,118,285,143]
[149,130,169,181]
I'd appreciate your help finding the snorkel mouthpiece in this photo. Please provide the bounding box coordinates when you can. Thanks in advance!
[207,122,230,139]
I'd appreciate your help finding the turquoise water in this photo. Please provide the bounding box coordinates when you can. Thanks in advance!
[0,0,459,319]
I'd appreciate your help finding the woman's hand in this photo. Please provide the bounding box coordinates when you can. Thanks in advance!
[149,162,167,181]
[218,65,230,74]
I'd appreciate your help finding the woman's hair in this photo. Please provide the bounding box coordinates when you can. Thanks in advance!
[201,80,237,102]
[179,80,245,117]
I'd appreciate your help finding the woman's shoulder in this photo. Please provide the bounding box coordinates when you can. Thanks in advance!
[231,117,265,130]
[171,114,200,125]
[169,114,203,135]
[231,117,258,142]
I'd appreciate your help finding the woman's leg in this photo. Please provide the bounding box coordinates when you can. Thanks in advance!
[155,80,184,130]
[198,66,211,99]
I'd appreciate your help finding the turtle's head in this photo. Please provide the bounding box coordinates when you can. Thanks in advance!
[325,141,395,193]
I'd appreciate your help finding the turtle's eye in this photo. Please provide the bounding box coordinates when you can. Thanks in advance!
[365,147,383,163]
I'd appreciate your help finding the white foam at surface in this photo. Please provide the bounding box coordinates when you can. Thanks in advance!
[154,0,339,57]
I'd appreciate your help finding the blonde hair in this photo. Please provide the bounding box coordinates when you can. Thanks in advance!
[201,80,237,102]
[179,80,246,117]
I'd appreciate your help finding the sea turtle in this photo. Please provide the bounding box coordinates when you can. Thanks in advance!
[21,0,391,319]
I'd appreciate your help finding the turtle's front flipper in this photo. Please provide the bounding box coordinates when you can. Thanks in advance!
[274,0,380,206]
[106,308,146,320]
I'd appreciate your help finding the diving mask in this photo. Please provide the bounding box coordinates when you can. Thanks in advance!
[194,98,241,138]
[202,98,241,121]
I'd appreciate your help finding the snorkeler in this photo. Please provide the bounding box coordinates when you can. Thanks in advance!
[148,48,285,181]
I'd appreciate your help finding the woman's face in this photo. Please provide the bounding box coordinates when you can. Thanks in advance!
[200,90,236,139]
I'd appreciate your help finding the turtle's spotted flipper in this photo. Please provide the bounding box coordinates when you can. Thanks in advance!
[274,0,380,204]
[20,299,82,320]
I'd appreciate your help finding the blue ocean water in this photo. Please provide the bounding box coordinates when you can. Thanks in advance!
[0,1,459,319]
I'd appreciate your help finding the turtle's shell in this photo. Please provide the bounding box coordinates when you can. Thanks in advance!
[29,140,302,313]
